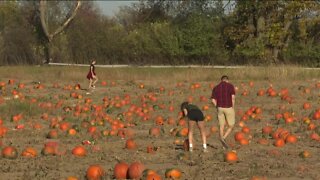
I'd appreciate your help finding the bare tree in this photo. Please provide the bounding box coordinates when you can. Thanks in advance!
[39,0,81,64]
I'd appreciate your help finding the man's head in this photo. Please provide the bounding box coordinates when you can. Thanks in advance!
[221,75,229,82]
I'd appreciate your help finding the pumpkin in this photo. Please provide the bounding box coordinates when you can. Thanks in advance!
[303,102,311,110]
[146,173,162,180]
[241,126,250,134]
[0,126,8,137]
[127,162,145,179]
[299,150,311,158]
[72,146,87,157]
[149,127,161,137]
[2,146,18,159]
[114,162,129,179]
[273,139,285,147]
[257,138,269,145]
[234,132,245,142]
[165,168,182,179]
[66,176,79,180]
[239,138,249,145]
[86,165,105,180]
[125,139,137,150]
[41,146,56,156]
[68,128,77,136]
[285,134,297,144]
[47,129,59,139]
[167,117,176,125]
[224,151,238,163]
[262,126,273,135]
[310,133,320,141]
[177,128,188,137]
[21,147,37,157]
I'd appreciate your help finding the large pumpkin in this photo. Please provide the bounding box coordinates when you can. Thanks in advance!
[2,146,18,159]
[127,162,145,179]
[86,165,105,180]
[114,162,129,179]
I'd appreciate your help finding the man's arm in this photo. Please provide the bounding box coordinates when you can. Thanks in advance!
[211,98,217,107]
[232,94,235,108]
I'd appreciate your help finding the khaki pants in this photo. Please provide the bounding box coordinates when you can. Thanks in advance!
[217,107,235,127]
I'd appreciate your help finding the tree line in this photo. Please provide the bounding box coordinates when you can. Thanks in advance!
[0,0,320,66]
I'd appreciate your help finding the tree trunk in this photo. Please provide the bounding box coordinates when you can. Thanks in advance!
[44,40,51,64]
[39,0,81,64]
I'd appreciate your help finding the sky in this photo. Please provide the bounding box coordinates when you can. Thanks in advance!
[95,1,137,17]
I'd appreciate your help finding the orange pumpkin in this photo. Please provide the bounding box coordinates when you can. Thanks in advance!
[273,139,285,147]
[41,146,56,156]
[167,117,176,125]
[125,139,137,150]
[241,126,250,134]
[177,127,188,137]
[66,176,79,180]
[68,128,77,136]
[234,132,245,142]
[146,173,162,180]
[262,126,273,135]
[149,127,161,137]
[114,162,129,179]
[224,151,238,163]
[299,150,311,158]
[2,146,18,159]
[127,162,145,179]
[47,129,59,139]
[239,138,249,145]
[86,165,105,180]
[21,147,37,157]
[72,146,87,157]
[303,102,311,110]
[165,168,182,179]
[285,134,297,144]
[257,138,269,145]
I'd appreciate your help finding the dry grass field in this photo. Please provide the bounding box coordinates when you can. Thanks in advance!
[0,65,319,180]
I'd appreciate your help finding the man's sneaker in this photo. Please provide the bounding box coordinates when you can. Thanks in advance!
[92,85,96,89]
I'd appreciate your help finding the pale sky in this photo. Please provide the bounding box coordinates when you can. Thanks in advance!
[95,1,137,16]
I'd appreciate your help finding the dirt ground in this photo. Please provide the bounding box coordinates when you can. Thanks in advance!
[0,77,319,180]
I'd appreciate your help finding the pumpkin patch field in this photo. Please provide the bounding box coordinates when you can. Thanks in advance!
[0,66,319,180]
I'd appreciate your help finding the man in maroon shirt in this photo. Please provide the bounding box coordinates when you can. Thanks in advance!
[211,75,235,149]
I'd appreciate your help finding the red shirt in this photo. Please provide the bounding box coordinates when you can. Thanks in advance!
[211,81,235,108]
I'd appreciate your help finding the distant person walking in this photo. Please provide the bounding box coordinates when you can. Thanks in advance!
[211,75,235,149]
[86,59,98,90]
[180,102,208,152]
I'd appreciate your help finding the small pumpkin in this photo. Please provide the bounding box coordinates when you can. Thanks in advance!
[72,146,87,157]
[165,168,182,179]
[125,139,137,150]
[21,147,37,158]
[224,151,238,163]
